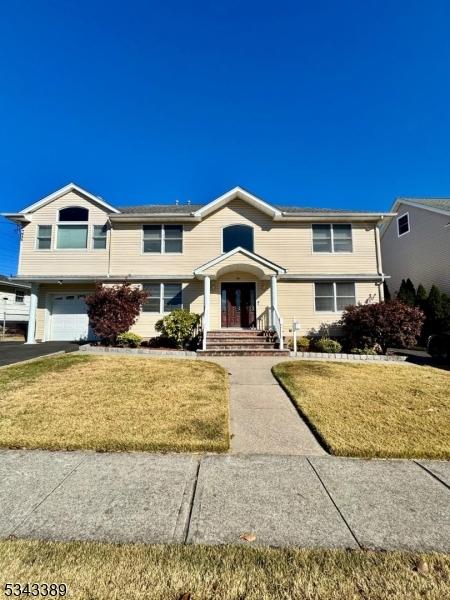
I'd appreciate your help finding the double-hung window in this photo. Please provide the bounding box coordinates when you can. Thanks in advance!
[142,283,183,313]
[143,225,183,253]
[314,282,356,312]
[312,224,352,252]
[14,289,25,303]
[92,224,107,249]
[36,225,52,249]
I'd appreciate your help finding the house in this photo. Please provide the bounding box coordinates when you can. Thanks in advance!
[381,198,450,296]
[0,275,30,338]
[2,183,393,353]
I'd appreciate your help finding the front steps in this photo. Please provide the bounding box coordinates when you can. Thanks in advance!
[197,329,290,357]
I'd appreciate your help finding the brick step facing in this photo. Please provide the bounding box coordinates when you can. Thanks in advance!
[207,329,272,336]
[198,349,290,356]
[208,344,278,350]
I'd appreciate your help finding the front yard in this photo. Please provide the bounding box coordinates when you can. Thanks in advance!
[1,540,449,600]
[0,355,229,452]
[273,361,450,459]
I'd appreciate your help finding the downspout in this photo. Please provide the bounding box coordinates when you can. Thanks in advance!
[375,217,384,301]
[107,216,112,278]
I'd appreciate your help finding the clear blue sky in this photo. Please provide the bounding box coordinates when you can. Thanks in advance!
[1,0,450,275]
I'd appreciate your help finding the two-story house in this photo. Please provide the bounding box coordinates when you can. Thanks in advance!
[381,198,450,296]
[3,183,393,353]
[0,276,30,337]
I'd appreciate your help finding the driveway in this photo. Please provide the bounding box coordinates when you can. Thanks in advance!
[0,341,79,367]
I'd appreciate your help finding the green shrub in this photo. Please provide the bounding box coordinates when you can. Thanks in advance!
[314,338,342,353]
[287,336,310,351]
[116,331,143,348]
[155,309,200,349]
[350,346,378,355]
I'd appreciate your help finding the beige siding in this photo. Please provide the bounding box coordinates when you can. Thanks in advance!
[381,204,450,295]
[19,191,110,277]
[110,199,378,276]
[278,281,380,337]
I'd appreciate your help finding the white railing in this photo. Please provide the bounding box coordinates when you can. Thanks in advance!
[272,307,284,350]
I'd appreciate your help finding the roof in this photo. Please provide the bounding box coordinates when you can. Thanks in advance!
[390,197,450,217]
[0,275,30,289]
[119,203,377,215]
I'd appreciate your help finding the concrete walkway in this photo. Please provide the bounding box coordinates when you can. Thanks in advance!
[211,357,325,455]
[1,450,449,552]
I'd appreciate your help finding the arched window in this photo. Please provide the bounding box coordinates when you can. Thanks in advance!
[223,224,254,253]
[59,206,89,221]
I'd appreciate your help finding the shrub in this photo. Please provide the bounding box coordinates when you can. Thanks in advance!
[350,346,378,355]
[86,282,148,345]
[340,300,424,353]
[396,278,416,306]
[314,338,342,353]
[287,336,310,351]
[155,309,200,349]
[116,332,143,348]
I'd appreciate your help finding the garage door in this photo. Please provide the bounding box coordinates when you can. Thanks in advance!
[50,294,91,341]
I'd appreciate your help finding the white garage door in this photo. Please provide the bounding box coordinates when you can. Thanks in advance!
[50,294,90,341]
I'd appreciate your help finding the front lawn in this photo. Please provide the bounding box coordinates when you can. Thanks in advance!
[273,361,450,459]
[0,355,229,452]
[1,540,449,600]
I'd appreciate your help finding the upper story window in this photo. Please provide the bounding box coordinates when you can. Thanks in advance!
[55,206,89,249]
[92,224,107,249]
[143,225,183,253]
[223,224,254,253]
[315,282,356,312]
[36,225,52,249]
[14,289,25,303]
[59,206,89,221]
[397,213,410,237]
[312,224,353,253]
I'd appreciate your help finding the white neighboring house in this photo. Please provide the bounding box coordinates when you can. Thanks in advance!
[381,198,450,296]
[0,275,30,337]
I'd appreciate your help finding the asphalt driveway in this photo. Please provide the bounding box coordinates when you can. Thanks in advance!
[0,341,79,367]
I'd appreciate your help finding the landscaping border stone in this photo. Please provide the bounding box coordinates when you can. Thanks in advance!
[289,351,407,361]
[79,344,197,357]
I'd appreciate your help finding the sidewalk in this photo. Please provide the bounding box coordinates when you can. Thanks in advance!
[1,449,449,552]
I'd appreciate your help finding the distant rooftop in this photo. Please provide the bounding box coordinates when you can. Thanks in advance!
[396,198,450,212]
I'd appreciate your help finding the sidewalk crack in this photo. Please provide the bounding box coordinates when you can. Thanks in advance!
[413,460,450,492]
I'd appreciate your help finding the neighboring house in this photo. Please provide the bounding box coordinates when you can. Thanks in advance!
[0,275,30,333]
[2,183,393,352]
[381,198,450,296]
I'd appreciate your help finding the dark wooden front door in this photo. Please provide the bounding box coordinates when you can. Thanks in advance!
[221,283,256,328]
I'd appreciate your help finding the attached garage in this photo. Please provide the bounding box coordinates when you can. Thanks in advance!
[49,294,91,341]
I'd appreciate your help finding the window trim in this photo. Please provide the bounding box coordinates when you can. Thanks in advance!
[314,281,357,313]
[92,224,108,250]
[311,223,353,254]
[14,289,25,303]
[397,212,410,238]
[142,282,183,313]
[35,224,53,251]
[142,224,183,254]
[221,223,255,254]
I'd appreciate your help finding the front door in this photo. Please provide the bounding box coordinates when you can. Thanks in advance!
[221,283,256,328]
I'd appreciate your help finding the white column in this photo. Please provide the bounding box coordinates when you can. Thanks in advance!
[26,283,39,344]
[270,275,278,326]
[204,276,210,330]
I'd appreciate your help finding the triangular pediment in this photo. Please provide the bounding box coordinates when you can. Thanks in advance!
[193,187,281,219]
[194,246,286,278]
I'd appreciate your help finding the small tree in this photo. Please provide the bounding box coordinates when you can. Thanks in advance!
[340,300,424,353]
[383,281,391,301]
[155,309,200,349]
[397,278,416,306]
[416,283,428,308]
[86,282,148,344]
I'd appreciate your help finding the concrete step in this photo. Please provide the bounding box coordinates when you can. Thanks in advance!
[207,330,272,337]
[197,349,290,357]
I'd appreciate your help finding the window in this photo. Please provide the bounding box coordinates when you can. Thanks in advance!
[312,224,352,252]
[397,214,410,236]
[59,206,89,221]
[315,282,356,312]
[14,289,25,303]
[223,225,254,253]
[143,225,183,253]
[142,283,183,312]
[92,224,107,249]
[57,225,88,249]
[36,225,52,249]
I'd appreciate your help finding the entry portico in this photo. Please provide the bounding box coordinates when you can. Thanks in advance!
[193,246,286,349]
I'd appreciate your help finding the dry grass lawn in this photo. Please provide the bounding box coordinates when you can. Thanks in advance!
[273,361,450,459]
[1,540,449,600]
[0,354,228,452]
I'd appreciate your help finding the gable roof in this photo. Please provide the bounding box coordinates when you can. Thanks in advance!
[192,186,282,218]
[194,246,286,276]
[391,197,450,217]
